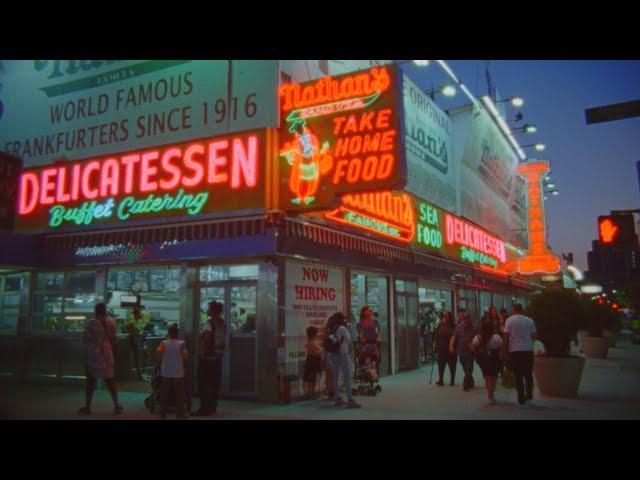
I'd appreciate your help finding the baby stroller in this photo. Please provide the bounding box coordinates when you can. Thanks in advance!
[352,341,382,397]
[144,364,192,414]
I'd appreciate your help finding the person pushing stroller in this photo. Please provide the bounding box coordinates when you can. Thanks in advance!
[356,306,381,375]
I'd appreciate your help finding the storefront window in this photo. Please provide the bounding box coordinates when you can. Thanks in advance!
[351,273,389,376]
[0,273,25,334]
[32,270,97,333]
[106,265,181,337]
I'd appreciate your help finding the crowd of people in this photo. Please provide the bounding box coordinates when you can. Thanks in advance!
[430,303,538,406]
[76,298,537,418]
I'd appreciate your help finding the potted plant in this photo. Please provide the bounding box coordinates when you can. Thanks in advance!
[603,310,623,348]
[580,300,617,358]
[525,289,586,398]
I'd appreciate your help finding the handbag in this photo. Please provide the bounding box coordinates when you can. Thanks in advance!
[501,367,515,389]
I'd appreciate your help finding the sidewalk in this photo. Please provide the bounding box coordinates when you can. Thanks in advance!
[2,338,640,420]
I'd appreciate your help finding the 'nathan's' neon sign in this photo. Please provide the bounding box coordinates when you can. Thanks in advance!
[325,191,414,242]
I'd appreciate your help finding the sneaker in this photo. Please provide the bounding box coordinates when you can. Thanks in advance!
[346,400,362,409]
[114,404,124,414]
[488,398,497,405]
[435,380,444,386]
[77,406,91,415]
[334,398,346,407]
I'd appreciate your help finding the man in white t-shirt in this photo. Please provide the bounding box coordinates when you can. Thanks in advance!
[503,303,537,406]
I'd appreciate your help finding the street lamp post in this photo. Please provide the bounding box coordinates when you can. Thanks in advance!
[427,84,457,101]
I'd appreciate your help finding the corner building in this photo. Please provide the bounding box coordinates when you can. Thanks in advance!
[0,60,540,402]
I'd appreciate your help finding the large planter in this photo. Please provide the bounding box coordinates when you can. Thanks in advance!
[603,330,617,348]
[581,336,609,359]
[533,355,585,398]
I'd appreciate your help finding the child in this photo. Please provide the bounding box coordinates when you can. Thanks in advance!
[303,326,322,399]
[361,355,378,383]
[156,323,189,419]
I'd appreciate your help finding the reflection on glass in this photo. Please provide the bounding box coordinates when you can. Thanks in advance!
[230,285,256,335]
[199,264,259,282]
[4,275,22,291]
[199,287,225,331]
[36,272,65,290]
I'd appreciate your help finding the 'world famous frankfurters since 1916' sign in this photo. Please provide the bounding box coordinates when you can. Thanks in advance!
[14,129,268,232]
[278,65,406,211]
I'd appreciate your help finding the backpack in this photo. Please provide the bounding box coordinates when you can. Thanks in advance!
[323,324,343,354]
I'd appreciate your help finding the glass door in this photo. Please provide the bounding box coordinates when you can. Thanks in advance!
[396,295,409,371]
[198,282,257,396]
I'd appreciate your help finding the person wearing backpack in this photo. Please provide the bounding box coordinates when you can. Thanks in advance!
[324,312,361,409]
[78,303,123,415]
[471,321,503,405]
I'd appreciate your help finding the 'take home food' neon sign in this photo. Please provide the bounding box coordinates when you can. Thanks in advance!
[16,130,265,231]
[279,66,404,210]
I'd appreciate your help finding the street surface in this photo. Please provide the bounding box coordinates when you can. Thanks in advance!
[2,334,639,420]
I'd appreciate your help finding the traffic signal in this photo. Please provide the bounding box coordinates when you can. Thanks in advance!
[597,214,637,248]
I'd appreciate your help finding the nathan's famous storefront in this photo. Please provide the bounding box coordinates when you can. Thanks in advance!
[0,61,537,403]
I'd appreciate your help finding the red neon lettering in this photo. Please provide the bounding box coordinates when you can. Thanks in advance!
[140,151,159,193]
[121,154,140,194]
[182,144,205,187]
[18,173,39,215]
[333,116,347,135]
[55,166,71,203]
[39,168,57,205]
[71,164,81,201]
[81,161,100,200]
[377,154,394,179]
[159,148,182,191]
[231,135,258,188]
[376,108,391,129]
[380,130,396,151]
[343,115,358,135]
[362,156,377,181]
[208,140,229,184]
[346,158,361,183]
[100,158,120,197]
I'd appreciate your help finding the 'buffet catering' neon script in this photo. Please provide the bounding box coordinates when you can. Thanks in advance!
[17,132,260,228]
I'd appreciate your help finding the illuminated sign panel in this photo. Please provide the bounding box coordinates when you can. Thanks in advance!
[321,190,512,272]
[598,214,637,247]
[15,129,267,232]
[278,66,405,211]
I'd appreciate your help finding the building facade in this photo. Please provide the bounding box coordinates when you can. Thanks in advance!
[0,60,541,402]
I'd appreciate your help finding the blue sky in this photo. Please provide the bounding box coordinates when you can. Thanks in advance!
[402,60,640,271]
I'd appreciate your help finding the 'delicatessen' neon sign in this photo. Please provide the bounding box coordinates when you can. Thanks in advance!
[321,190,511,272]
[278,65,405,211]
[15,129,267,231]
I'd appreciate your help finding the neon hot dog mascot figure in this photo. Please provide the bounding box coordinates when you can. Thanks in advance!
[280,124,333,205]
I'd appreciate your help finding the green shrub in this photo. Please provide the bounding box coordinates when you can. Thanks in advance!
[525,289,584,356]
[581,299,621,336]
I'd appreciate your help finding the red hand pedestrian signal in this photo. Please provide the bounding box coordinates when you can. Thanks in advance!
[599,219,619,243]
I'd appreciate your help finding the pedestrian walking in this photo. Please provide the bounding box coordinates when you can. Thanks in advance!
[450,311,477,391]
[193,300,225,416]
[434,311,457,386]
[356,306,381,373]
[78,303,123,415]
[324,312,361,409]
[502,303,537,406]
[471,321,503,405]
[156,323,189,419]
[498,308,509,334]
[303,326,323,400]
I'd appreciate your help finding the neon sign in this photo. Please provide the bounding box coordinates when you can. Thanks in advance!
[324,191,414,242]
[279,66,404,211]
[444,214,506,263]
[516,161,561,274]
[15,130,267,232]
[320,190,512,272]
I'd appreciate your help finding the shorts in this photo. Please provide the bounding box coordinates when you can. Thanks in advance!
[303,355,323,383]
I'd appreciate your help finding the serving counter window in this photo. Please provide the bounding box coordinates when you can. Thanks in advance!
[106,266,181,337]
[0,273,25,335]
[32,271,97,333]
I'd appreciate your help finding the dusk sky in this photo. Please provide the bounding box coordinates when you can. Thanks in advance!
[403,60,640,272]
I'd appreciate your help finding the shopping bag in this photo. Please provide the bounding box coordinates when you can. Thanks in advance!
[501,367,516,389]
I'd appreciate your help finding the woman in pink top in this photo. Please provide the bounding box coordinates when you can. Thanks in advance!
[78,303,123,415]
